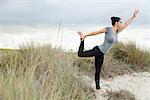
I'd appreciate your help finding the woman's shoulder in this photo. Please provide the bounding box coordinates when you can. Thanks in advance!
[106,26,112,29]
[106,26,119,34]
[105,26,112,33]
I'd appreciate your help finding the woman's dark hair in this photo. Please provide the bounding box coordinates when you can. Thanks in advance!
[111,16,121,26]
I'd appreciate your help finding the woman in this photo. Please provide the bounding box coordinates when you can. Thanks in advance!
[77,9,139,94]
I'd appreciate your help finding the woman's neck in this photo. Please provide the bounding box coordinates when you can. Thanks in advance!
[112,26,119,32]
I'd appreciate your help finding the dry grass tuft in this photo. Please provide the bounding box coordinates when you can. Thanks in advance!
[107,90,136,100]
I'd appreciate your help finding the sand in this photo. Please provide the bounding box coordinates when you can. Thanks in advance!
[81,72,150,100]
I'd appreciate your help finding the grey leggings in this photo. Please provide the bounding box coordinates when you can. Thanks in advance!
[78,40,104,90]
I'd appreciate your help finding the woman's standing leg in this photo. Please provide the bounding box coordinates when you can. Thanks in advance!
[95,55,104,90]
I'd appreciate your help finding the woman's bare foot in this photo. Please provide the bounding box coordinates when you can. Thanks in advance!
[77,31,84,41]
[95,88,108,94]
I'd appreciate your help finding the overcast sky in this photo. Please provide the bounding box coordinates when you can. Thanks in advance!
[0,0,150,50]
[0,0,149,27]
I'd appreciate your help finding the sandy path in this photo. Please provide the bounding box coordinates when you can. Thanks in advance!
[81,72,150,100]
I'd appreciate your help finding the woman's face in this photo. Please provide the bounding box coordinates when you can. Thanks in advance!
[115,20,123,29]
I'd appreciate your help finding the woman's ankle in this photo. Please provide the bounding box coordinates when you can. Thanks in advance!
[96,87,100,90]
[80,38,84,41]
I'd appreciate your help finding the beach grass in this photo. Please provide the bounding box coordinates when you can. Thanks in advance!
[0,44,94,100]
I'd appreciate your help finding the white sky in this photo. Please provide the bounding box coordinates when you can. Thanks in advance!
[0,0,150,51]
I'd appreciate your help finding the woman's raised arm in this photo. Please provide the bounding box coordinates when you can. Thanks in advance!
[119,9,139,32]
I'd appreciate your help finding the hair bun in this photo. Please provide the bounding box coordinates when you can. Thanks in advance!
[111,16,121,26]
[111,16,115,21]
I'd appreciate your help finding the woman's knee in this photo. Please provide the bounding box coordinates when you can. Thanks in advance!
[95,69,100,75]
[78,52,83,57]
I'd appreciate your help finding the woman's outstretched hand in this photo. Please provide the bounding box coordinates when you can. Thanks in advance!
[133,9,139,18]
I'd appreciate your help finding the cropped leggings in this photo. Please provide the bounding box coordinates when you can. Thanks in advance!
[78,40,104,90]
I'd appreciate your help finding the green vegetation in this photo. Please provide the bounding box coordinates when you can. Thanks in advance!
[111,41,150,67]
[108,41,150,73]
[0,44,94,100]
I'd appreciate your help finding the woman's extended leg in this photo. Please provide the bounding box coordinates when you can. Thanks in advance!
[95,55,104,90]
[77,31,99,57]
[78,40,100,57]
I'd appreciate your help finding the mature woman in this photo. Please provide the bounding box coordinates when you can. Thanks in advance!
[77,9,139,94]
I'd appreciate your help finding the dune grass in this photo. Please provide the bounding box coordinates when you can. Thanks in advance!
[111,41,150,67]
[0,44,95,100]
